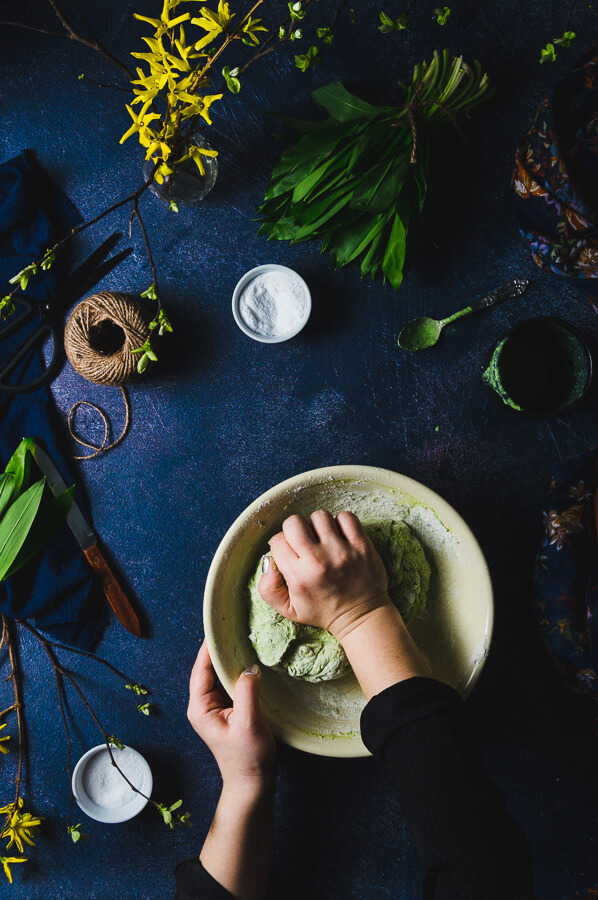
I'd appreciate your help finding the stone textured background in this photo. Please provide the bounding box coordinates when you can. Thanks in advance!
[1,1,598,897]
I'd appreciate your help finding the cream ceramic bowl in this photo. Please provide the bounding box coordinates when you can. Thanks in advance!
[204,465,493,758]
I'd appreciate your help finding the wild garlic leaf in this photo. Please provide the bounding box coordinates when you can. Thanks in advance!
[4,485,74,580]
[0,478,46,582]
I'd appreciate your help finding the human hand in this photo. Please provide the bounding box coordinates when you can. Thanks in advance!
[258,510,392,643]
[188,642,276,791]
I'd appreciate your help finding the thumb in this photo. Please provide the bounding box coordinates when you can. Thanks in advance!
[258,555,291,616]
[233,664,263,729]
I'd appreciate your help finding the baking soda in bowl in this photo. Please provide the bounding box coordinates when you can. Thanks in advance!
[72,743,152,823]
[233,265,311,343]
[82,746,144,808]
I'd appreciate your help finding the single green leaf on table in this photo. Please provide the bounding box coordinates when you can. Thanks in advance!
[0,478,46,582]
[265,130,348,199]
[4,437,35,499]
[346,211,392,266]
[382,212,407,291]
[268,112,326,133]
[349,157,394,211]
[292,157,337,203]
[359,154,411,214]
[360,219,391,278]
[311,82,384,122]
[0,475,15,519]
[4,486,75,580]
[346,123,391,174]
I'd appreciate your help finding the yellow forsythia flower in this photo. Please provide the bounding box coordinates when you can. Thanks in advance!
[0,724,9,755]
[1,857,26,884]
[0,799,43,854]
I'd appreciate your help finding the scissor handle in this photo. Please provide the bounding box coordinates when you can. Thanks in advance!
[0,323,61,394]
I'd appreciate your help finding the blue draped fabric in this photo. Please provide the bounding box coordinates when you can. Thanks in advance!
[0,152,106,649]
[534,448,598,723]
[513,49,598,304]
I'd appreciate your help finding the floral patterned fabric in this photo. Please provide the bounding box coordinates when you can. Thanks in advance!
[534,448,598,710]
[513,49,598,301]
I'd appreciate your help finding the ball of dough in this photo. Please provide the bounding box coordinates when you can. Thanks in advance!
[246,517,430,683]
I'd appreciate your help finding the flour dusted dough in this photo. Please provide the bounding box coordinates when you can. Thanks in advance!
[247,519,431,683]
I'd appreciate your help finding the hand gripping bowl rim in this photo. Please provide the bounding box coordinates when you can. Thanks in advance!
[203,464,494,758]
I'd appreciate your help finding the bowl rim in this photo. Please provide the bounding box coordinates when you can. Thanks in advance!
[204,464,494,757]
[231,263,311,344]
[72,743,152,823]
[483,315,593,417]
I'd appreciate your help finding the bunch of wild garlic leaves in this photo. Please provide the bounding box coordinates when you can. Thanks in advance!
[259,50,491,291]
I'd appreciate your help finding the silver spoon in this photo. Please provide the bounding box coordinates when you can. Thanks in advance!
[398,279,530,351]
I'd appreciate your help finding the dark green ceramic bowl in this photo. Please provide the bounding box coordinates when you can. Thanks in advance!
[483,317,593,417]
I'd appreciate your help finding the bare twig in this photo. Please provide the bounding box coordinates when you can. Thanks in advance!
[64,0,101,45]
[47,0,133,79]
[1,616,24,831]
[0,21,68,38]
[52,658,75,824]
[330,0,349,30]
[19,622,140,686]
[80,74,132,93]
[130,198,162,308]
[2,175,155,312]
[29,628,154,806]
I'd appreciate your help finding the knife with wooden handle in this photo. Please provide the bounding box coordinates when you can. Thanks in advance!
[30,442,142,637]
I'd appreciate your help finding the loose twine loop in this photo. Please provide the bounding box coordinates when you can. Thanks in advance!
[64,292,150,460]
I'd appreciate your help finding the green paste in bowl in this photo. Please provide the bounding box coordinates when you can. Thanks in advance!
[247,519,431,683]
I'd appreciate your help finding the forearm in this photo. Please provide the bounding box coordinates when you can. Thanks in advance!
[361,680,536,898]
[200,778,275,900]
[339,603,431,700]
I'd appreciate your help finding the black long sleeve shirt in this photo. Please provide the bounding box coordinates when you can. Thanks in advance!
[174,677,538,899]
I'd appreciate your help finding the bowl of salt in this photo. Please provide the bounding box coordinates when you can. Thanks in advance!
[232,264,311,343]
[72,743,152,823]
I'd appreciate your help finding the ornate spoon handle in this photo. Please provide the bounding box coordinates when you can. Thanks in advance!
[469,278,529,313]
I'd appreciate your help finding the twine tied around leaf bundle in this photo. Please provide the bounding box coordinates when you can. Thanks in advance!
[394,84,466,164]
[64,292,150,460]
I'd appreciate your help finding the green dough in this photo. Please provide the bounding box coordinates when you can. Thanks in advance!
[246,518,430,683]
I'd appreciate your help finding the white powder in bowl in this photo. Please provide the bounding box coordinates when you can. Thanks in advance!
[82,747,144,808]
[238,271,307,337]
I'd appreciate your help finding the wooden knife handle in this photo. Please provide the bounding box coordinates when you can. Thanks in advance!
[84,543,142,638]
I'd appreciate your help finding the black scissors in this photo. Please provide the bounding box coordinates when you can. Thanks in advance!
[0,233,133,394]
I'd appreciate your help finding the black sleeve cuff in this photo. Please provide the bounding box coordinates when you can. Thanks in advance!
[174,858,236,899]
[360,676,462,758]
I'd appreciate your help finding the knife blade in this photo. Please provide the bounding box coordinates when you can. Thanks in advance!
[30,443,142,638]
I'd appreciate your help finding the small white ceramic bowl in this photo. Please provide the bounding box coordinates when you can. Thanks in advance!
[232,264,311,343]
[72,744,152,824]
[204,465,493,758]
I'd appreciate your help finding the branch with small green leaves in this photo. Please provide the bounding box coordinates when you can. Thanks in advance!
[157,799,192,829]
[539,30,576,63]
[1,617,193,885]
[67,823,89,844]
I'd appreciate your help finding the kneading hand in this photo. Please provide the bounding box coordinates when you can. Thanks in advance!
[187,642,276,789]
[259,510,392,642]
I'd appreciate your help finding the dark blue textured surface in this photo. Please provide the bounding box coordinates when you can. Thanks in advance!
[1,2,598,898]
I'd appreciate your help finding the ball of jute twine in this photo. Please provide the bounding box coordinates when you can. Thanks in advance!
[64,292,151,460]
